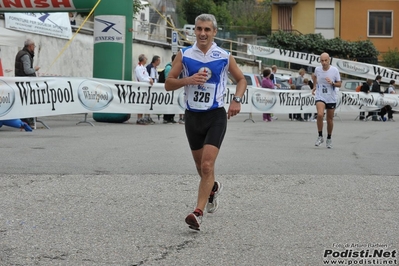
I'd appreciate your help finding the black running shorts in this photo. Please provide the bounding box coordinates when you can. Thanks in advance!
[184,107,227,150]
[316,100,336,109]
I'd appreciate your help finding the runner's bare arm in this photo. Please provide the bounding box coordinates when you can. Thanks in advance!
[312,73,317,95]
[227,55,247,119]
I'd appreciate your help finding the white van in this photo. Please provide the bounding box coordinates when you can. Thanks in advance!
[183,24,196,42]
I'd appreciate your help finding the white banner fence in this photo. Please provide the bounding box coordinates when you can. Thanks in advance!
[247,44,399,84]
[1,77,398,120]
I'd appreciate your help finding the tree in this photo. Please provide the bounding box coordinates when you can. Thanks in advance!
[227,0,271,36]
[176,0,271,36]
[133,0,148,18]
[78,0,147,19]
[382,47,399,69]
[180,0,219,24]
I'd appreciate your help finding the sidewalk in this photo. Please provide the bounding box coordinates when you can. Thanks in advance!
[0,113,398,265]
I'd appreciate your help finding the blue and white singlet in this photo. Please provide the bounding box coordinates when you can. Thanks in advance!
[181,42,230,112]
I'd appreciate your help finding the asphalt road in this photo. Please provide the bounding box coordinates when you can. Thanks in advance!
[0,112,398,266]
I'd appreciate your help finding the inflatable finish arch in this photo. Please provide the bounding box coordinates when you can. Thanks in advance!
[0,0,133,122]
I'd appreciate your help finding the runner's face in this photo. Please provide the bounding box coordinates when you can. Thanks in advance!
[320,55,330,69]
[195,20,216,48]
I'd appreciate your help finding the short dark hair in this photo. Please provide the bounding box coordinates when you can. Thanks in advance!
[375,75,382,80]
[263,68,271,78]
[151,55,160,64]
[390,79,395,85]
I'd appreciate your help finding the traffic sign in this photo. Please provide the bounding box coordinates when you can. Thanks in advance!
[172,31,178,54]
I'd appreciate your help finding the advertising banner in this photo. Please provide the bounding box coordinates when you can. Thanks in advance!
[247,44,399,84]
[1,77,399,120]
[5,12,72,39]
[0,0,76,12]
[94,15,125,44]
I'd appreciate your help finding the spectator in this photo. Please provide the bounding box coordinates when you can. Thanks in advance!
[366,75,382,121]
[134,54,153,125]
[270,65,280,89]
[312,52,341,149]
[269,65,280,120]
[301,78,312,121]
[69,12,76,26]
[144,55,161,125]
[261,68,274,122]
[379,79,396,122]
[294,68,306,90]
[0,119,32,132]
[15,38,40,127]
[146,55,160,83]
[162,55,179,124]
[165,13,247,231]
[358,79,373,121]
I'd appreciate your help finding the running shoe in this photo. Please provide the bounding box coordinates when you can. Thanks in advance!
[145,117,155,125]
[185,211,202,231]
[388,118,395,122]
[326,139,332,149]
[206,181,223,213]
[22,122,32,132]
[178,118,185,124]
[136,119,147,125]
[315,136,324,146]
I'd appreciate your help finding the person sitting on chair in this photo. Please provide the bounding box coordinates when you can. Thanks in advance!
[358,79,373,121]
[0,119,32,132]
[366,75,382,121]
[379,80,396,122]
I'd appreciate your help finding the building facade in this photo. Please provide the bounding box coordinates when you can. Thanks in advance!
[271,0,398,57]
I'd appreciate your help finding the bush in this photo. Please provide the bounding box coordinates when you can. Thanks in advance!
[382,47,399,69]
[267,31,379,63]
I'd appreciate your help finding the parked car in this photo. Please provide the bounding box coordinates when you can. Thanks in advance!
[340,79,364,92]
[228,72,262,87]
[274,73,292,82]
[228,72,293,89]
[176,24,197,46]
[275,76,291,90]
[243,73,262,87]
[340,79,391,93]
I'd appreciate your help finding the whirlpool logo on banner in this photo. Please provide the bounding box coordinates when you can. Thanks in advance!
[251,89,319,111]
[78,80,113,111]
[0,80,15,117]
[252,89,277,111]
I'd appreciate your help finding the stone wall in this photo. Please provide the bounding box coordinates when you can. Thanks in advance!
[1,20,258,79]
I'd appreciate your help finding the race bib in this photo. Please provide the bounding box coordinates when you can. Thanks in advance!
[187,83,216,110]
[317,84,329,94]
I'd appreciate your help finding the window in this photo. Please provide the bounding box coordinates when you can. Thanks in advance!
[278,6,292,31]
[368,11,392,37]
[315,8,334,29]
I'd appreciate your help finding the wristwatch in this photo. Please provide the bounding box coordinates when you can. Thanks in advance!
[233,96,242,103]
